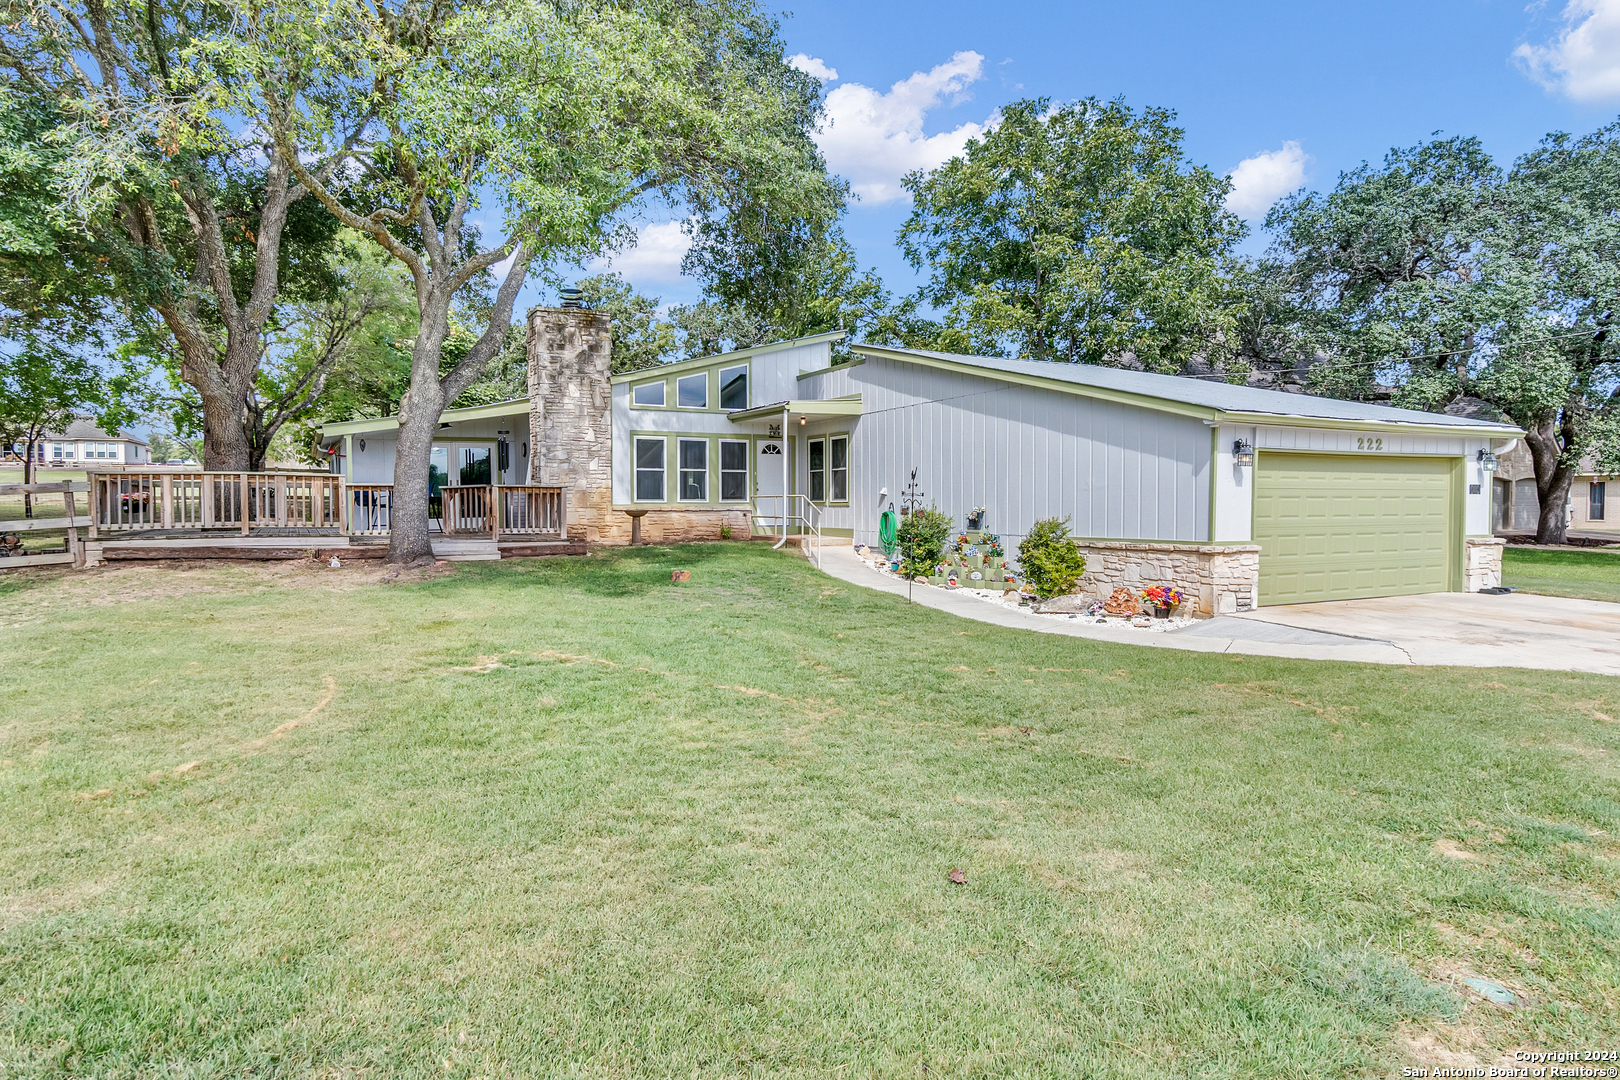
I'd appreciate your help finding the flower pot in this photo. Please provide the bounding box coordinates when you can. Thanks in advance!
[1154,603,1172,619]
[965,555,984,569]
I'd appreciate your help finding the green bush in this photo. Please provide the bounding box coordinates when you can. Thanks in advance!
[1016,517,1087,598]
[897,506,953,578]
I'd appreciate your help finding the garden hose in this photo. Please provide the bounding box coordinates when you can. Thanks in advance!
[878,509,898,558]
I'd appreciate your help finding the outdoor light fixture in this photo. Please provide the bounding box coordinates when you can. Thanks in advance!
[1232,439,1254,467]
[799,415,807,426]
[357,439,365,452]
[1477,449,1499,472]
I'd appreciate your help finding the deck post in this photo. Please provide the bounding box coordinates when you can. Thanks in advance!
[86,472,98,540]
[559,487,568,538]
[160,474,174,529]
[275,474,287,528]
[488,483,497,537]
[201,474,214,529]
[62,488,81,567]
[240,472,250,536]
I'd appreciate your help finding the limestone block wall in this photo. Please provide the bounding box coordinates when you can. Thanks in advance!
[1069,541,1262,615]
[1464,536,1505,591]
[592,508,753,546]
[528,307,613,543]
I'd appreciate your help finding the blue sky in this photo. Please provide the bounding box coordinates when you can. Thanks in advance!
[566,0,1620,315]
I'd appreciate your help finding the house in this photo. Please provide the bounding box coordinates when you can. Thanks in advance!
[1490,443,1616,537]
[23,417,150,466]
[319,303,1523,612]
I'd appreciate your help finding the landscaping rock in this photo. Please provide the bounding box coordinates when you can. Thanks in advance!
[1036,594,1092,614]
[671,569,691,583]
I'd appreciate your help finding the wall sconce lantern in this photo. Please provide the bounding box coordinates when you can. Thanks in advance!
[1232,439,1254,467]
[1477,449,1498,472]
[799,414,807,427]
[357,438,366,452]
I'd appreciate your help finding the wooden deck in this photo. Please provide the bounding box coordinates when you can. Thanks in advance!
[3,470,583,571]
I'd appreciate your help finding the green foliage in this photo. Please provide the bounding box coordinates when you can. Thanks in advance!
[900,98,1246,369]
[1294,947,1462,1025]
[896,506,953,578]
[1016,517,1087,599]
[577,273,678,374]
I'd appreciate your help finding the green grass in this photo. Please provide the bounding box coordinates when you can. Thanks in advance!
[1503,545,1620,603]
[2,546,1618,1077]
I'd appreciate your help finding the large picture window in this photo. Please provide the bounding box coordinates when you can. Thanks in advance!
[720,440,749,501]
[677,372,708,409]
[632,380,665,407]
[808,438,826,502]
[719,364,748,411]
[678,439,708,501]
[829,435,848,502]
[1593,481,1607,521]
[634,437,665,502]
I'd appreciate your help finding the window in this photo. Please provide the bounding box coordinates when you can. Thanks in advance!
[720,440,749,501]
[1593,481,1607,521]
[677,372,708,409]
[677,439,707,501]
[719,364,748,411]
[829,435,848,502]
[50,443,64,460]
[632,380,665,407]
[808,438,826,502]
[634,437,665,502]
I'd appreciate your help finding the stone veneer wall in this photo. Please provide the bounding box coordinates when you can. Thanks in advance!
[1464,536,1505,591]
[527,307,613,543]
[1072,541,1262,615]
[593,508,754,546]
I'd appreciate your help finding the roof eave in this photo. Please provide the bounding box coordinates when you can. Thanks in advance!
[1217,410,1526,438]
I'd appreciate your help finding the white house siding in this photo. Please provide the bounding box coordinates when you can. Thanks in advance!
[342,416,529,485]
[799,356,1211,549]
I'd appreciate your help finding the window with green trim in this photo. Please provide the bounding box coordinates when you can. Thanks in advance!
[678,439,708,501]
[634,437,665,501]
[719,364,748,410]
[720,440,749,500]
[808,438,825,502]
[677,373,708,409]
[632,380,665,407]
[830,435,848,502]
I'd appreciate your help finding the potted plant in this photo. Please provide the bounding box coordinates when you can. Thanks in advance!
[1140,585,1187,619]
[965,506,987,530]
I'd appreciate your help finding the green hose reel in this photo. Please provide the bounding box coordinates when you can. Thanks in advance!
[878,509,898,559]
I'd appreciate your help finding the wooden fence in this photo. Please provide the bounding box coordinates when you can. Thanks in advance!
[0,481,88,568]
[89,472,343,535]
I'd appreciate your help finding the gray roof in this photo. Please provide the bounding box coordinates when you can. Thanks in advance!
[49,415,149,445]
[856,346,1522,431]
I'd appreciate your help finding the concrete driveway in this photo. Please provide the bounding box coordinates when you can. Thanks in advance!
[1220,592,1620,676]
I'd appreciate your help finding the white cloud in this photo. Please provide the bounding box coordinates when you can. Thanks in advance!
[816,51,990,204]
[1514,0,1620,101]
[588,220,690,282]
[1225,142,1310,219]
[789,54,838,82]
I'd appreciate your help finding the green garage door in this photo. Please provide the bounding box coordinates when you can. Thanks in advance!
[1253,453,1458,606]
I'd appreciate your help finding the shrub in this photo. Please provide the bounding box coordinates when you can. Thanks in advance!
[897,506,953,578]
[1017,517,1087,598]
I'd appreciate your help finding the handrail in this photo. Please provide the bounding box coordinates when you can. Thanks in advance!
[753,494,823,567]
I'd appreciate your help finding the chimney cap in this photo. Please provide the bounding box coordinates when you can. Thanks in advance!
[559,286,585,309]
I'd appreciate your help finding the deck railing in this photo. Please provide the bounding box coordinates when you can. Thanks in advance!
[87,471,564,539]
[89,471,343,536]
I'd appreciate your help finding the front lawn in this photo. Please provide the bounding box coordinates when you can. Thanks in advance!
[2,547,1617,1077]
[1503,545,1620,604]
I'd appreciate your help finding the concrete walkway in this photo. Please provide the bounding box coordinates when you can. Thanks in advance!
[818,546,1620,675]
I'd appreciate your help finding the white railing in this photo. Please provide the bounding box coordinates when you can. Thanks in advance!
[753,494,823,566]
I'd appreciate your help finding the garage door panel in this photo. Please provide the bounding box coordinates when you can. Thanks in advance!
[1255,453,1453,605]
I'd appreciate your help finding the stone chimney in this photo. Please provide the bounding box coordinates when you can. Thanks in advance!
[527,306,612,541]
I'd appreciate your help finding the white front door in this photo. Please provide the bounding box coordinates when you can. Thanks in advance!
[756,440,785,498]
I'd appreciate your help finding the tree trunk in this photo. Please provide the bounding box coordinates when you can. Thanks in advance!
[21,438,35,518]
[387,315,452,565]
[1525,417,1574,545]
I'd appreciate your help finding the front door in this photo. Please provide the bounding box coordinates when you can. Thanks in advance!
[756,439,785,533]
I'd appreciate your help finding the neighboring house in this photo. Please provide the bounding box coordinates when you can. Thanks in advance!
[1491,443,1617,536]
[320,304,1523,612]
[26,417,150,466]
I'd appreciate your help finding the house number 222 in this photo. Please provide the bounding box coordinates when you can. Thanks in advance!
[1356,437,1384,451]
